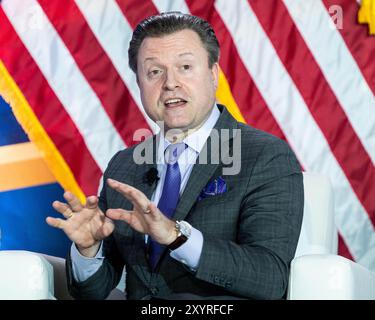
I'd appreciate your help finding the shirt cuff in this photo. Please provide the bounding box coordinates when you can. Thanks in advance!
[169,227,203,270]
[70,242,104,282]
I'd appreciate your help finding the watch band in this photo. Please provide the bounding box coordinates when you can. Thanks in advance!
[167,220,191,250]
[167,233,188,250]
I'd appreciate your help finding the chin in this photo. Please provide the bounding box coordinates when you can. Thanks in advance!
[164,118,192,130]
[165,123,188,131]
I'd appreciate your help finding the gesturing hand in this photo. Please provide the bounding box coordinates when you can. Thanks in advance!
[46,192,114,256]
[106,178,177,246]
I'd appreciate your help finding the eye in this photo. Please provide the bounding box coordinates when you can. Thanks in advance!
[182,64,191,71]
[150,69,160,75]
[147,69,162,78]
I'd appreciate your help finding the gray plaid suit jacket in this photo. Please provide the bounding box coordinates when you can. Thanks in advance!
[66,105,304,300]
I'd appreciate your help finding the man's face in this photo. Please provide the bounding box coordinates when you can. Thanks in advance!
[136,29,219,133]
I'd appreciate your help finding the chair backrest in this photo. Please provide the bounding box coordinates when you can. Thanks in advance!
[0,250,55,299]
[294,173,338,257]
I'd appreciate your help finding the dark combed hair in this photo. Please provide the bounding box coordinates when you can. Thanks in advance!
[128,11,220,73]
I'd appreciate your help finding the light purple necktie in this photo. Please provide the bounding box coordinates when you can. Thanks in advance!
[148,142,187,270]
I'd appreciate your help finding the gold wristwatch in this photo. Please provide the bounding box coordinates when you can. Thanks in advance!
[167,220,192,250]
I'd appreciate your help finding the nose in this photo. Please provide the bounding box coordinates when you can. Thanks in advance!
[163,69,180,91]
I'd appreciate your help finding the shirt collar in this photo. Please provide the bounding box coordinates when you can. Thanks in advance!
[157,104,221,163]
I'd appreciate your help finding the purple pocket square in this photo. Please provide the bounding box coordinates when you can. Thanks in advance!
[198,176,227,201]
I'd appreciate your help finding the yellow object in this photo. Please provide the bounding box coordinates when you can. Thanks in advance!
[216,66,246,123]
[0,142,56,191]
[358,0,375,35]
[0,60,86,203]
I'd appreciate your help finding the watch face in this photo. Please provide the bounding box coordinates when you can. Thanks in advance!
[178,221,192,238]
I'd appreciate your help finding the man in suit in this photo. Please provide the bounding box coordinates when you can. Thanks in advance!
[46,12,303,300]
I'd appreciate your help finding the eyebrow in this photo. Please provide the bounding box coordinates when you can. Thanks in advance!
[143,52,195,63]
[178,52,194,58]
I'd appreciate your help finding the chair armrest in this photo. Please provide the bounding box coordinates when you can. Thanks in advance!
[38,253,73,300]
[38,253,125,300]
[288,254,375,299]
[0,250,55,299]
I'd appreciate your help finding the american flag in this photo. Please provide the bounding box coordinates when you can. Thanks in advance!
[0,0,374,270]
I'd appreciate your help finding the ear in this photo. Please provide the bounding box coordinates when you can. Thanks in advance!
[210,62,219,90]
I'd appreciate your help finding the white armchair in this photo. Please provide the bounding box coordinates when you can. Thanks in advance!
[288,173,375,299]
[0,250,55,299]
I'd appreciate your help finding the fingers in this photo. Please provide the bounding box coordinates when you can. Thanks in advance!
[147,202,158,217]
[46,216,66,230]
[64,191,83,212]
[106,208,131,223]
[107,179,151,214]
[86,196,98,210]
[53,193,97,215]
[52,201,74,219]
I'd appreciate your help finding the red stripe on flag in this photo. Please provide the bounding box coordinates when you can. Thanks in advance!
[185,0,287,140]
[250,0,375,225]
[323,0,375,96]
[38,0,150,147]
[0,8,102,195]
[338,233,355,261]
[115,0,159,29]
[116,0,287,142]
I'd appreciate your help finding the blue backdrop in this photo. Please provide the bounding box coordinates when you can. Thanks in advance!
[0,95,71,257]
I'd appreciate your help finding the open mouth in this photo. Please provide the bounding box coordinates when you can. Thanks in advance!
[164,98,187,108]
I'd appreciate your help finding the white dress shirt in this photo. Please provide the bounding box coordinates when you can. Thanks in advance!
[71,105,220,282]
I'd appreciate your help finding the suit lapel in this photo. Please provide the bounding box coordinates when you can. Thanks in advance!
[134,163,158,201]
[174,105,238,221]
[173,149,219,222]
[122,136,158,280]
[115,136,158,210]
[126,163,155,283]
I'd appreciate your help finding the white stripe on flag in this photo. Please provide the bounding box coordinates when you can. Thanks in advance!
[75,0,159,134]
[2,0,126,172]
[284,0,375,165]
[152,0,190,13]
[215,0,375,268]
